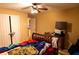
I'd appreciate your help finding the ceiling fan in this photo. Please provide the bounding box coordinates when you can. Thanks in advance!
[22,3,48,13]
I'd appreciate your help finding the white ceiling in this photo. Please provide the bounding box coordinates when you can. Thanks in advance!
[0,3,79,13]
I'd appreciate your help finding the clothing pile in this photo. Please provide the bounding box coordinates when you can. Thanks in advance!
[68,39,79,55]
[0,39,58,55]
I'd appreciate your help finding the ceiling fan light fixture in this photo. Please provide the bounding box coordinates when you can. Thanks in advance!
[31,9,38,14]
[33,5,37,8]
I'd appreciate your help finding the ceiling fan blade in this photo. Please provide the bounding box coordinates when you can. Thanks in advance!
[38,8,48,10]
[22,6,32,10]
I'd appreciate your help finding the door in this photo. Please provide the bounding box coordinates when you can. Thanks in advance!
[28,18,36,38]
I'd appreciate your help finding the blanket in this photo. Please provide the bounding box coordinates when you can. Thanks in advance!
[8,45,39,55]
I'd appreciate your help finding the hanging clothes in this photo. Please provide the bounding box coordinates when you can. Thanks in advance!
[52,37,58,48]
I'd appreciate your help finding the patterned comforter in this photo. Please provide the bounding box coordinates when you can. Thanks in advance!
[8,45,39,55]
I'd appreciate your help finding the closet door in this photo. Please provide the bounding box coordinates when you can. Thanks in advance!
[0,14,20,47]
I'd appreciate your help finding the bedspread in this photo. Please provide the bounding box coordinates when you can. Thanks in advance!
[8,45,39,55]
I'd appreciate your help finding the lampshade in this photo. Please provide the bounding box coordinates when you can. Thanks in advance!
[55,22,67,30]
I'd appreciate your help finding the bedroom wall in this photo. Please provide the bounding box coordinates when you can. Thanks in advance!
[36,7,79,43]
[36,10,62,34]
[0,8,29,43]
[60,7,79,43]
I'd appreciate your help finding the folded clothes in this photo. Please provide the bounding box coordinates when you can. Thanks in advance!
[43,46,55,55]
[0,44,21,54]
[24,41,46,51]
[72,52,79,55]
[8,44,21,49]
[39,43,51,55]
[0,40,48,54]
[0,47,9,53]
[35,41,45,51]
[0,47,9,51]
[19,40,46,52]
[19,39,38,45]
[68,39,79,55]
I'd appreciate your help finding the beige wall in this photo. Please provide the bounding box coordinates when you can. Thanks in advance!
[36,10,62,34]
[0,8,29,43]
[36,7,79,43]
[60,8,79,43]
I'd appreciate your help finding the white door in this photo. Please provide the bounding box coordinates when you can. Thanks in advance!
[30,18,36,33]
[0,14,20,47]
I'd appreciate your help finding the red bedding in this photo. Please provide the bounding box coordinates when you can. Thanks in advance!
[19,39,38,45]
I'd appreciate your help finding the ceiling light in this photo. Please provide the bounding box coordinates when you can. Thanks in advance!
[31,9,38,14]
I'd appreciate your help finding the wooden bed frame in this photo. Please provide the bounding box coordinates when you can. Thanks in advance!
[32,33,53,43]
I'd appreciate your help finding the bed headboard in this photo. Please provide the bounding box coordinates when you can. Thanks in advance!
[32,33,52,43]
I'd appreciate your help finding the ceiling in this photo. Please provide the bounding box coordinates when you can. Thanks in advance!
[0,3,79,13]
